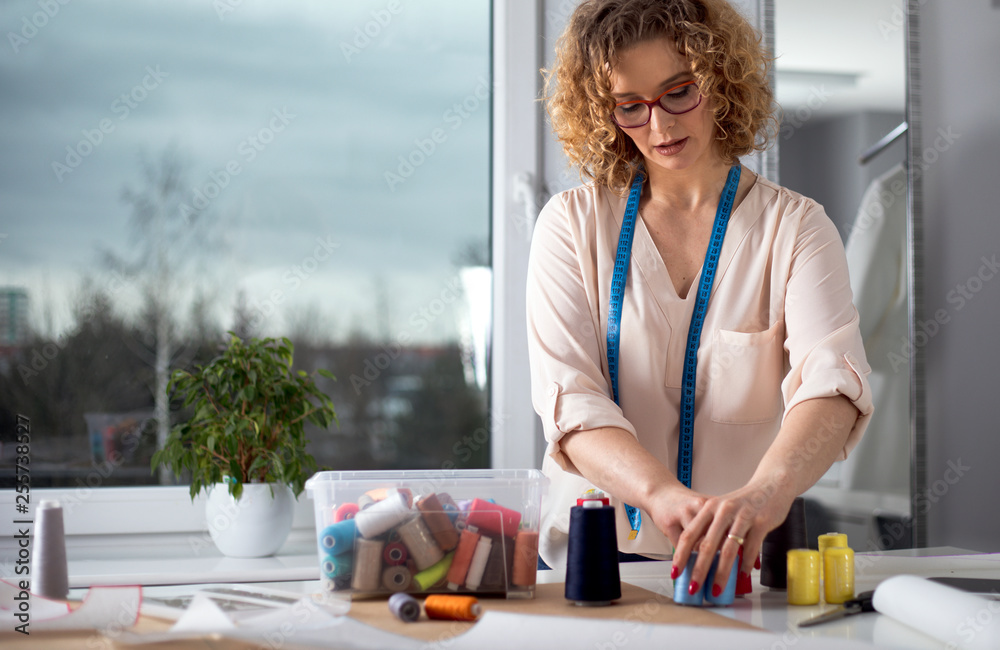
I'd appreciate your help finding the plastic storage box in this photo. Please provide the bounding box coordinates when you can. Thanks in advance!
[305,469,547,600]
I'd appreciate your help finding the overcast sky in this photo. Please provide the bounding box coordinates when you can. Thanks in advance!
[0,0,491,344]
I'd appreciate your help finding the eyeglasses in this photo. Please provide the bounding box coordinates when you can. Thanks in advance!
[612,80,702,128]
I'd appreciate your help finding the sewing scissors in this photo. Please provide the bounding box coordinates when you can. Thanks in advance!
[798,591,875,627]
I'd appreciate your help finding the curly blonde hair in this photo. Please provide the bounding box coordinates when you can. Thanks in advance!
[545,0,777,193]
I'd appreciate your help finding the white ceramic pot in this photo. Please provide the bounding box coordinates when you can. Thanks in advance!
[205,482,295,558]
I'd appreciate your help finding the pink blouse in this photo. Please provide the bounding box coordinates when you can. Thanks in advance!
[526,172,874,568]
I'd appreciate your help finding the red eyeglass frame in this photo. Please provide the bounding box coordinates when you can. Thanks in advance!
[612,80,703,128]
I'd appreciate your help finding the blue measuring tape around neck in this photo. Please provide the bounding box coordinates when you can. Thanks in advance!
[607,163,742,539]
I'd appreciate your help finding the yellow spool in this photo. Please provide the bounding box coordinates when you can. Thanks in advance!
[823,547,855,604]
[817,533,848,558]
[787,549,820,606]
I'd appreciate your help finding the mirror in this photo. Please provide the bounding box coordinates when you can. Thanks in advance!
[772,0,914,549]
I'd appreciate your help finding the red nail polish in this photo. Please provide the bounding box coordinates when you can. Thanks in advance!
[688,581,700,595]
[754,555,761,570]
[670,565,680,580]
[736,571,753,596]
[712,584,722,598]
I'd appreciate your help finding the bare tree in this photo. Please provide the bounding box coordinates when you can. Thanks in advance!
[102,142,223,483]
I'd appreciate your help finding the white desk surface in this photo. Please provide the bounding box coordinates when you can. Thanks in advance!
[66,545,1000,649]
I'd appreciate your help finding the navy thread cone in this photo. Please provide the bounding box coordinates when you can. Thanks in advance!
[565,504,621,605]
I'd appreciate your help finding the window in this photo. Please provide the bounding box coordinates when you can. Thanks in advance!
[0,0,493,491]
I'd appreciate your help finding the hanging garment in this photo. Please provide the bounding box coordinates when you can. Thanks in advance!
[839,163,909,494]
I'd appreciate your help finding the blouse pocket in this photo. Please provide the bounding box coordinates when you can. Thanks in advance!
[710,321,785,424]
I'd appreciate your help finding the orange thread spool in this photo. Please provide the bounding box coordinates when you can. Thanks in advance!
[512,530,539,587]
[424,594,482,621]
[446,528,481,590]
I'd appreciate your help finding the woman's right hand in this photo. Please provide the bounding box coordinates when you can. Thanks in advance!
[643,481,709,554]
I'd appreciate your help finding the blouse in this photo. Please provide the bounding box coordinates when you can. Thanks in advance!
[526,172,874,569]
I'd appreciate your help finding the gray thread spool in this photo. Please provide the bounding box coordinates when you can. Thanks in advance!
[388,592,421,622]
[31,500,69,599]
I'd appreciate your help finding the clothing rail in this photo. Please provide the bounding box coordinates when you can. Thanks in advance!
[858,121,908,165]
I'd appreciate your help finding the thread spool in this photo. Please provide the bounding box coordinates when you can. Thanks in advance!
[446,527,481,590]
[413,551,455,591]
[424,594,482,622]
[481,535,513,592]
[818,532,848,558]
[564,502,621,606]
[354,491,413,538]
[383,541,408,566]
[576,489,610,507]
[324,575,352,592]
[382,565,413,593]
[512,530,539,587]
[389,592,421,622]
[761,496,807,589]
[673,551,704,606]
[416,493,459,551]
[787,549,821,605]
[466,498,521,538]
[31,500,68,600]
[351,538,385,592]
[464,535,493,591]
[321,553,353,579]
[319,519,357,555]
[334,502,360,522]
[704,553,739,606]
[397,516,445,571]
[443,503,459,523]
[823,546,855,604]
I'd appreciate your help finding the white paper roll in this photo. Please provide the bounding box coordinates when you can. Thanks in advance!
[873,575,1000,650]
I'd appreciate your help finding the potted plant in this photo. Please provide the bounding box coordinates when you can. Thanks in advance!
[152,333,337,558]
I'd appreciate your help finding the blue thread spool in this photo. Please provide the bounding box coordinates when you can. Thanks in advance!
[673,551,739,606]
[704,553,739,606]
[673,552,705,606]
[319,519,357,555]
[321,553,353,579]
[565,502,621,606]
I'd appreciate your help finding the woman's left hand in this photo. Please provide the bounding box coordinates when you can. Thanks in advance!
[669,477,796,597]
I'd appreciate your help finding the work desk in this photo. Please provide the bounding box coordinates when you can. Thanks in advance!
[5,545,998,648]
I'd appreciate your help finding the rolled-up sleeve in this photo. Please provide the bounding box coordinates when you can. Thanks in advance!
[526,192,637,474]
[780,203,874,458]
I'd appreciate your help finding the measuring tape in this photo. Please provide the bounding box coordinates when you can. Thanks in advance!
[606,163,741,539]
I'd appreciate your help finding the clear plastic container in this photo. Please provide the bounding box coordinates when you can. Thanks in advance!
[305,469,548,600]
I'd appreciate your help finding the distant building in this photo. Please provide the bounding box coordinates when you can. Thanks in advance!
[0,288,29,346]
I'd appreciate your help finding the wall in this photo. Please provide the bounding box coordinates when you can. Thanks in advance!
[919,0,1000,551]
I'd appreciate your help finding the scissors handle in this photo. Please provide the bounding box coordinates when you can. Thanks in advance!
[849,590,875,612]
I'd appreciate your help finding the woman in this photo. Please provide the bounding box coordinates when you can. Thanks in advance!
[527,0,874,598]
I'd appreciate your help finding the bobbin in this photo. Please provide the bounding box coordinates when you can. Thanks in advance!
[823,546,855,604]
[382,565,413,593]
[397,515,445,571]
[787,549,821,605]
[464,535,493,591]
[351,538,385,592]
[354,491,413,539]
[413,551,455,591]
[446,527,481,590]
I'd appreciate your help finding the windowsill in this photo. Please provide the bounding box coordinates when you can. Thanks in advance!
[64,529,320,588]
